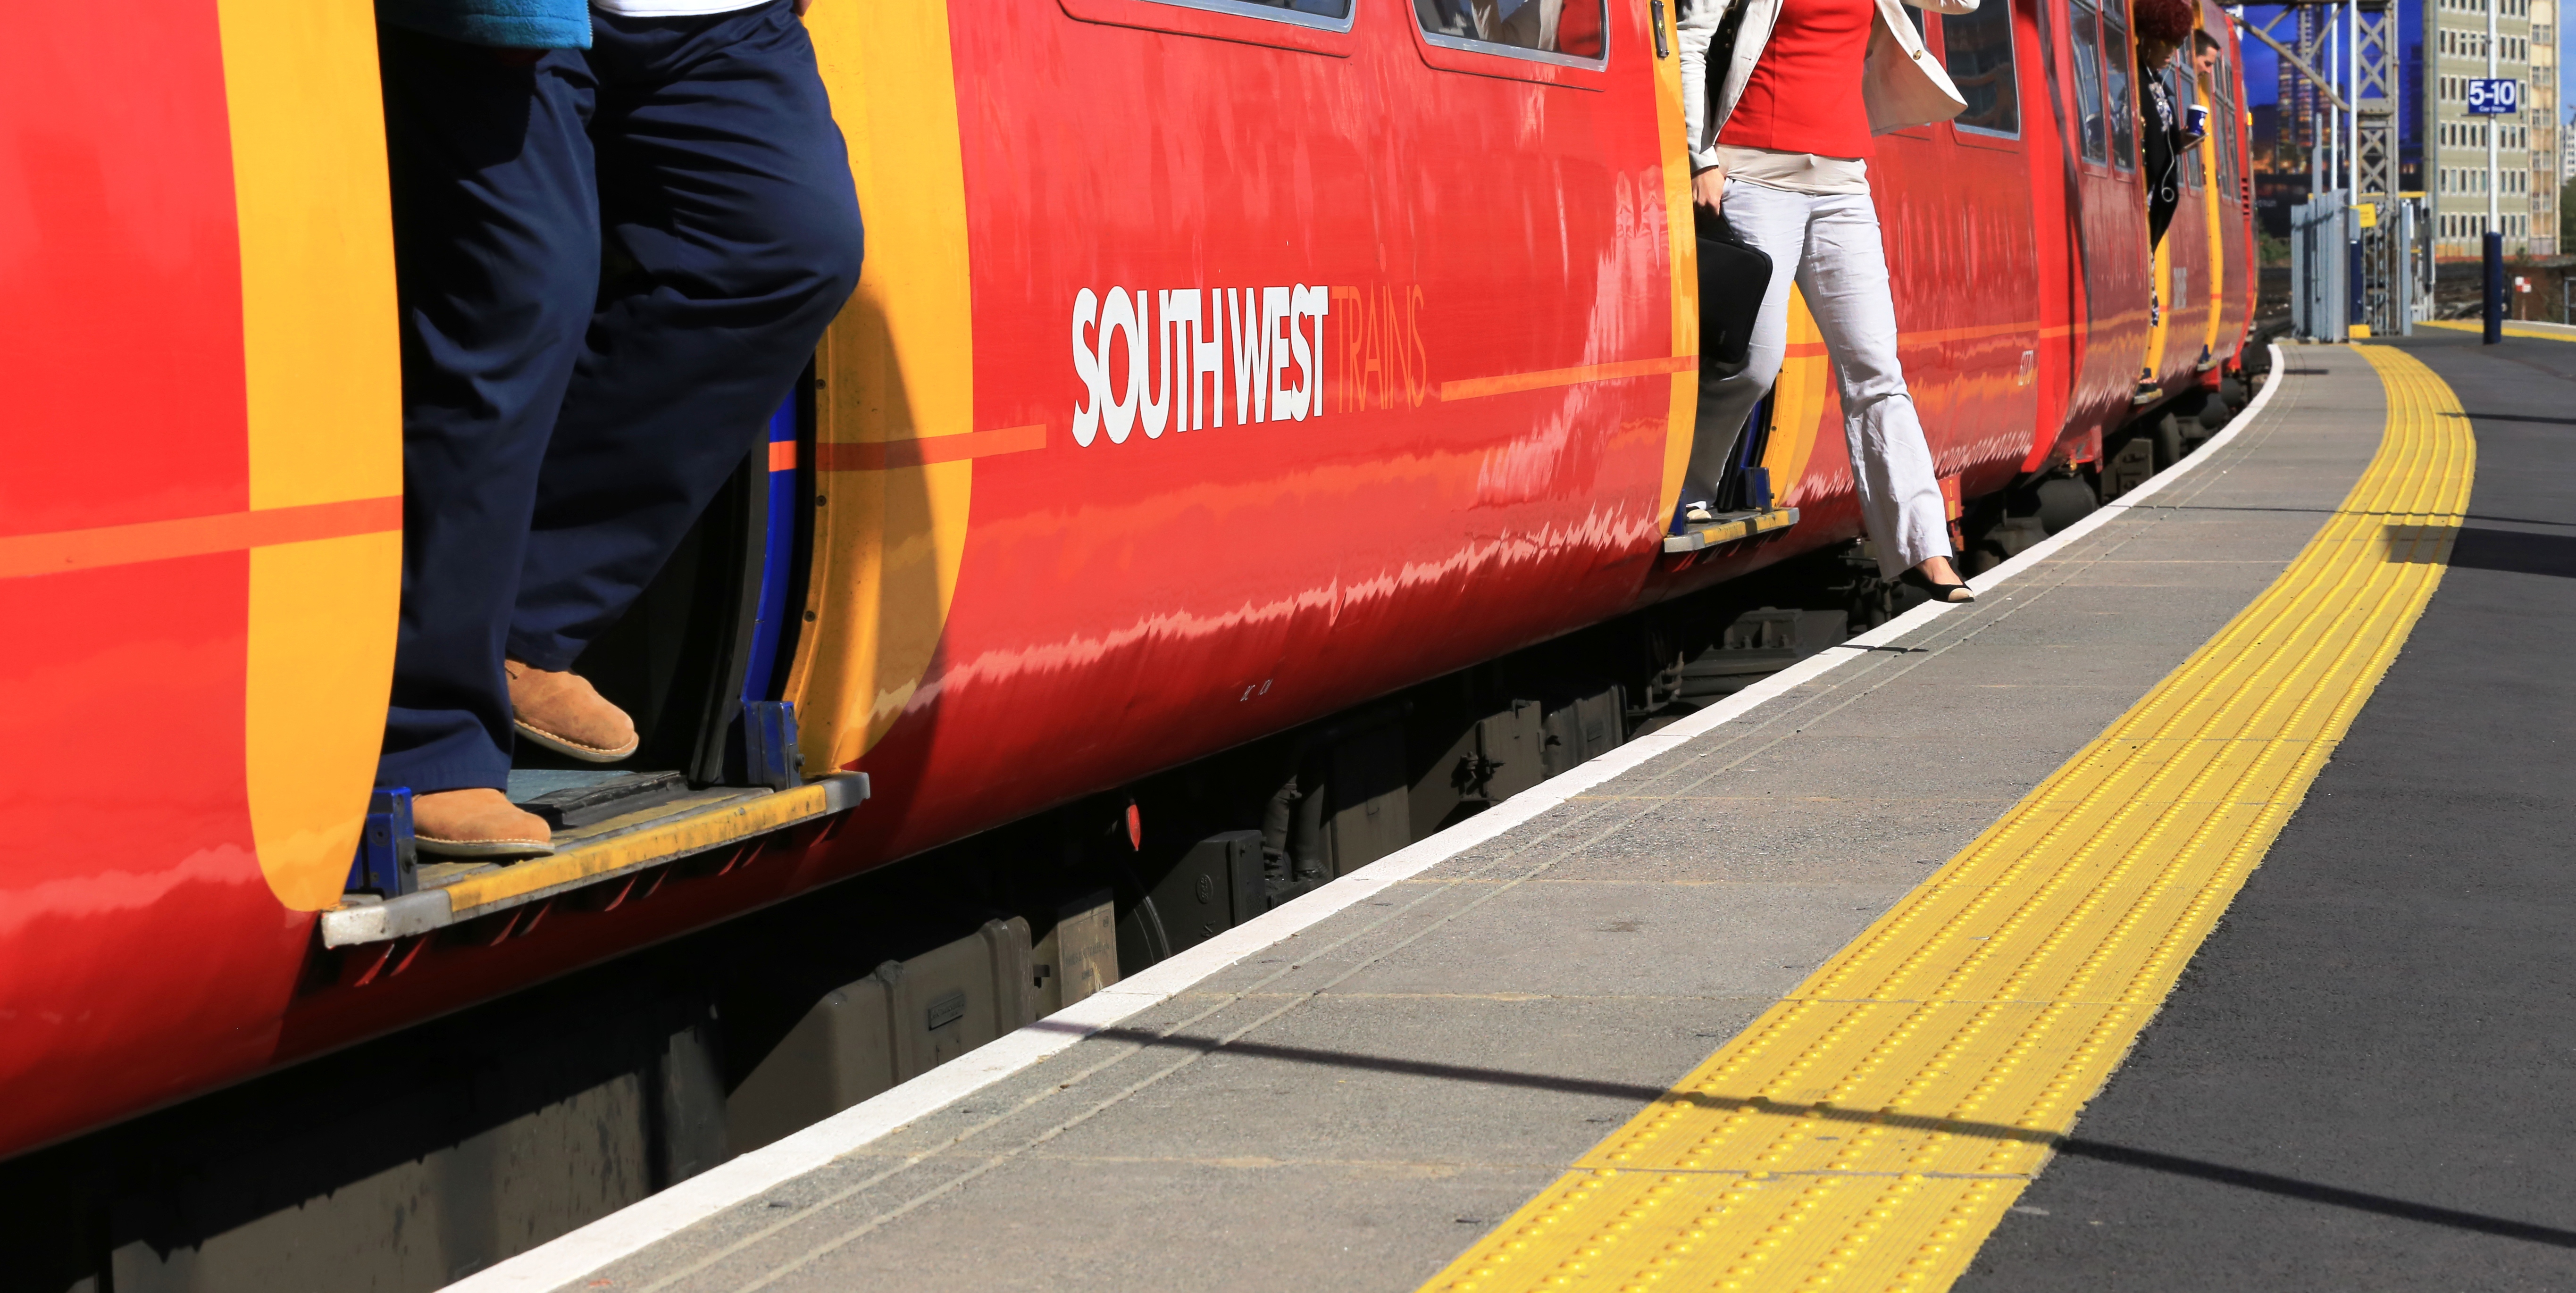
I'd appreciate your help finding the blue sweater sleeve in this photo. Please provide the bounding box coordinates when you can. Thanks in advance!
[377,0,593,49]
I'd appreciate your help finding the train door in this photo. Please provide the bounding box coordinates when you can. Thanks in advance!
[2202,5,2257,363]
[775,1,977,829]
[2070,0,2152,433]
[1875,0,2045,500]
[2017,0,2085,472]
[2144,54,2214,386]
[555,386,811,792]
[2190,51,2231,369]
[2038,0,2152,464]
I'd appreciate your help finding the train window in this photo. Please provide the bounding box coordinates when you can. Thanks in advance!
[1942,0,2020,136]
[2171,71,2199,187]
[2104,16,2135,167]
[1144,0,1355,25]
[2215,96,2236,191]
[1414,0,1610,64]
[2068,0,2108,162]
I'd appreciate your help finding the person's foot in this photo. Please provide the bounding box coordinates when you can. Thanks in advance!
[506,660,639,762]
[412,788,554,859]
[1901,556,1975,604]
[1682,501,1718,525]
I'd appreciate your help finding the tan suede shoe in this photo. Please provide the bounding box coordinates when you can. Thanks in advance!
[413,788,555,859]
[505,660,639,762]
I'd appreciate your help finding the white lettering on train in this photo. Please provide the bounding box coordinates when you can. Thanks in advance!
[1072,285,1329,446]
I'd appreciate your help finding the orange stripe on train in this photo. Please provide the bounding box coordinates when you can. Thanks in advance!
[813,424,1046,471]
[0,496,402,579]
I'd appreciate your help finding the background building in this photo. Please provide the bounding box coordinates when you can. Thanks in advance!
[2531,0,2556,247]
[2423,0,2543,257]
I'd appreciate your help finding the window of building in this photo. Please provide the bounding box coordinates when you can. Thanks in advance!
[1413,0,1607,61]
[1942,0,2020,135]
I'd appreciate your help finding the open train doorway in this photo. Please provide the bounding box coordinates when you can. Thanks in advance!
[499,370,818,826]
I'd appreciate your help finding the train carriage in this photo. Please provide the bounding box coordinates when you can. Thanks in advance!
[0,0,2254,1160]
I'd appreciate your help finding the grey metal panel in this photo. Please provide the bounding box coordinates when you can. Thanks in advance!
[318,889,452,949]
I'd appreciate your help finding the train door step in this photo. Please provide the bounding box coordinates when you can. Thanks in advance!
[320,772,867,948]
[515,769,690,829]
[1663,506,1799,554]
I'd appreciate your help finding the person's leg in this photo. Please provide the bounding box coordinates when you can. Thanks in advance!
[507,0,865,671]
[1683,182,1807,512]
[375,27,598,805]
[1794,192,1952,581]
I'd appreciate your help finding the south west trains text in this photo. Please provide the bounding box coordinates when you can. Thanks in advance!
[1070,284,1430,446]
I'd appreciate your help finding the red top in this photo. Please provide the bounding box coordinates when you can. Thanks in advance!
[1716,0,1879,158]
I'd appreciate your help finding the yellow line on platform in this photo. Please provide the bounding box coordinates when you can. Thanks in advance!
[2419,319,2576,342]
[1420,347,2473,1293]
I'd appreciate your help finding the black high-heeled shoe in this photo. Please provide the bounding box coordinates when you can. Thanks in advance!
[1899,567,1976,604]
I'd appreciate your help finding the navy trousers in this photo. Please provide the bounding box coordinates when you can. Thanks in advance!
[376,2,864,794]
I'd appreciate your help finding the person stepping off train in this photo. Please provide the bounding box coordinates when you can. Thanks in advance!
[1677,0,1978,603]
[372,0,865,857]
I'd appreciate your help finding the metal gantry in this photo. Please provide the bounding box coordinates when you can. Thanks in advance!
[2241,0,2419,337]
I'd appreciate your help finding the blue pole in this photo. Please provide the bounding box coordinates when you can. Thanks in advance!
[2483,231,2504,344]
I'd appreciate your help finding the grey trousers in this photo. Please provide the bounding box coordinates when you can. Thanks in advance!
[1689,181,1951,578]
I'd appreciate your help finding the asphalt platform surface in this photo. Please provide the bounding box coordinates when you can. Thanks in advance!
[1962,328,2576,1291]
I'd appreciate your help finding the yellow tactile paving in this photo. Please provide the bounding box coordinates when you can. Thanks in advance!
[2419,319,2576,342]
[1421,346,2473,1293]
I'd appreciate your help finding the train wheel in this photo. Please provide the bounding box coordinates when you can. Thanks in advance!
[2150,413,2187,471]
[2198,396,2233,434]
[2034,475,2099,534]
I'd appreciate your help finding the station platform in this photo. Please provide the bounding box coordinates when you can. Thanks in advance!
[459,330,2568,1293]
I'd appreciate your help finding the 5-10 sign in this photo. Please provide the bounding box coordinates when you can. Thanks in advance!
[2467,78,2521,115]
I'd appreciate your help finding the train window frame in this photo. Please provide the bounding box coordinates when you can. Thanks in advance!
[1130,0,1354,31]
[2066,0,2110,166]
[1409,0,1614,86]
[1060,0,1357,55]
[2171,69,2200,188]
[2103,13,2135,169]
[1939,0,2024,143]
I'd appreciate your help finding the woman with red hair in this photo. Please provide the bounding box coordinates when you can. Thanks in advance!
[2133,0,2207,246]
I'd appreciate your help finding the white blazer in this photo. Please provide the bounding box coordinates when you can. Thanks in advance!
[1677,0,1979,172]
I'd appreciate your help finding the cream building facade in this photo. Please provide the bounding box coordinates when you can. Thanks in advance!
[2427,0,2544,256]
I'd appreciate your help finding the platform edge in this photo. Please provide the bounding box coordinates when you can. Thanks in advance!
[442,346,2292,1293]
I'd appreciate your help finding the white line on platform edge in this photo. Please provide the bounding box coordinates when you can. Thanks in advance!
[450,345,2290,1293]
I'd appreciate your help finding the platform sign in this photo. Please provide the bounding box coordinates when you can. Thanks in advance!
[2467,78,2520,115]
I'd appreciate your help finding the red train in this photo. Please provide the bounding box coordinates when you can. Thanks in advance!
[0,0,2253,1160]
